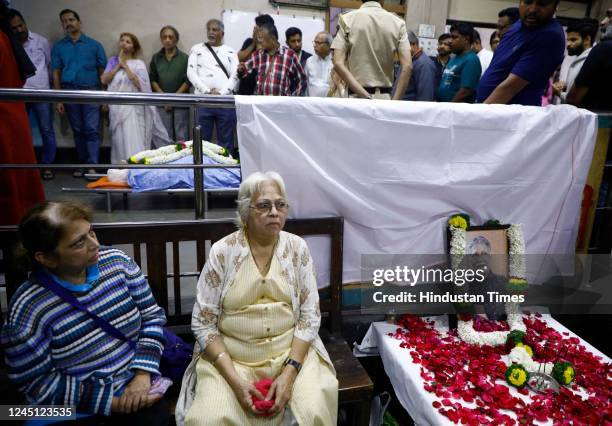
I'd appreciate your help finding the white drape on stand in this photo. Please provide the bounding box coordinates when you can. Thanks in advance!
[236,97,597,287]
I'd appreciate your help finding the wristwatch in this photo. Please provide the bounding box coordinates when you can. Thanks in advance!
[283,358,302,373]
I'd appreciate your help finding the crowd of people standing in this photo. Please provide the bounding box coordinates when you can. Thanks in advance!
[1,0,611,226]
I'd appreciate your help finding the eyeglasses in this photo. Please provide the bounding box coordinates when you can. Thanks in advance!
[250,200,289,213]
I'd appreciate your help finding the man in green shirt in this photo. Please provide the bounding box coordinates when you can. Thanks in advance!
[436,22,482,103]
[150,25,190,141]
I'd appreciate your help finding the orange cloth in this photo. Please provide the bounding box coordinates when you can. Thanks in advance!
[86,176,131,189]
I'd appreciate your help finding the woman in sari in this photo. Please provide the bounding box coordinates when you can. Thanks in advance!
[101,33,171,163]
[176,171,338,426]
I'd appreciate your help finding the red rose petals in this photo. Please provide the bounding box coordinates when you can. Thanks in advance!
[390,314,611,425]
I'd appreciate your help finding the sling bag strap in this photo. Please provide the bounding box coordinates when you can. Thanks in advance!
[31,270,137,350]
[204,42,230,79]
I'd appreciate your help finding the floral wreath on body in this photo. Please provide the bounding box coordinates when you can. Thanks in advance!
[448,214,575,388]
[127,140,239,165]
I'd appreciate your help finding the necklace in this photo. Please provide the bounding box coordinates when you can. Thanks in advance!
[247,235,278,276]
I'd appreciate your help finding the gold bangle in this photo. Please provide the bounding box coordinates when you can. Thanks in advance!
[212,351,227,365]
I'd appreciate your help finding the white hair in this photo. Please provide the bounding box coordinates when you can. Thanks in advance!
[236,171,288,228]
[207,19,224,32]
[316,31,333,45]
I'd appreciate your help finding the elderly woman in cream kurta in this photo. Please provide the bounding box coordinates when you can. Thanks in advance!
[176,171,338,426]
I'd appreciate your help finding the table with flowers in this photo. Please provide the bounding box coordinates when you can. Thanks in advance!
[369,314,610,425]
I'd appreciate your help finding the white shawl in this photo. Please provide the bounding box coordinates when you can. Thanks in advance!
[175,229,332,426]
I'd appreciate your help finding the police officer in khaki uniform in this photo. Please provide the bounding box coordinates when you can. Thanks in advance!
[331,0,412,100]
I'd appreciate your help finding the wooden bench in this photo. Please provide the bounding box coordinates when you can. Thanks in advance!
[0,217,373,425]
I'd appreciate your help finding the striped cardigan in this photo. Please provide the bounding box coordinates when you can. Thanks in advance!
[1,247,166,415]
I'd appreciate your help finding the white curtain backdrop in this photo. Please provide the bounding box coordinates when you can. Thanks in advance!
[236,96,598,287]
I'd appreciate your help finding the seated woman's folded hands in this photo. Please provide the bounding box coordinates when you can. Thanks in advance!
[113,370,155,413]
[266,364,298,415]
[228,374,266,415]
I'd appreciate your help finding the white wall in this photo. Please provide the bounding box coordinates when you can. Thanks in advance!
[13,0,325,148]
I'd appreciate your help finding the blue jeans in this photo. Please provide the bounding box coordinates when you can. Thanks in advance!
[62,85,101,164]
[198,107,237,154]
[26,102,57,164]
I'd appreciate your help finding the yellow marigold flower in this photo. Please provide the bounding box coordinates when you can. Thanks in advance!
[516,342,533,357]
[449,216,468,229]
[505,364,528,388]
[563,366,575,384]
[509,369,527,387]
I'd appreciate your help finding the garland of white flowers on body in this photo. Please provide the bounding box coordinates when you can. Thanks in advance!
[128,140,239,165]
[448,216,528,347]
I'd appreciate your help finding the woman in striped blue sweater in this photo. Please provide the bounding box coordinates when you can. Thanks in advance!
[1,201,169,424]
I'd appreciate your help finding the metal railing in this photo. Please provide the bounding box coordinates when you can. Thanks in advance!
[0,88,239,219]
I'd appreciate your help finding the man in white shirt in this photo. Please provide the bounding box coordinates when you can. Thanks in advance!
[188,19,239,154]
[9,8,57,180]
[305,31,333,97]
[472,29,493,76]
[553,20,597,104]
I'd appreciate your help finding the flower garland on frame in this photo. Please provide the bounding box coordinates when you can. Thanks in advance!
[447,215,576,388]
[448,215,527,347]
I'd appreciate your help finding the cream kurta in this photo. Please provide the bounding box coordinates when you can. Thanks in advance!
[185,254,337,426]
[330,1,410,88]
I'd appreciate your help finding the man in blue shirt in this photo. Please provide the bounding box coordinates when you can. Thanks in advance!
[437,22,481,103]
[51,9,106,175]
[394,30,437,101]
[477,0,564,106]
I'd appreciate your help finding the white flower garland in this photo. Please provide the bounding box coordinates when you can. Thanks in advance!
[449,226,467,271]
[128,140,239,165]
[507,224,526,279]
[130,144,178,163]
[451,221,527,347]
[144,148,192,164]
[508,346,554,374]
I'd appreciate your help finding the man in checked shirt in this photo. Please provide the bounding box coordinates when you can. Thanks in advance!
[238,24,307,96]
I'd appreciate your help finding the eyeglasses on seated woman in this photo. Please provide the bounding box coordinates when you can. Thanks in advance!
[175,171,338,426]
[1,201,170,425]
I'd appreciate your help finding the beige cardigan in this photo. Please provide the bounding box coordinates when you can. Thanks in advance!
[175,230,332,426]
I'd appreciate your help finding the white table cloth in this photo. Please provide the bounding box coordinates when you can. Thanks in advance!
[364,316,609,425]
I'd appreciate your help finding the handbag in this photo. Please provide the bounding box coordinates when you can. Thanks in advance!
[31,270,193,382]
[159,328,193,382]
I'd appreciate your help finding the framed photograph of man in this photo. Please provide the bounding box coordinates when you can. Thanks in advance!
[464,225,510,277]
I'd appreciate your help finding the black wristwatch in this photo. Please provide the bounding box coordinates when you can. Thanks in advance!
[283,358,302,373]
